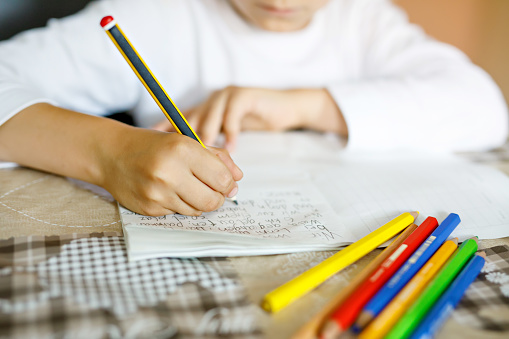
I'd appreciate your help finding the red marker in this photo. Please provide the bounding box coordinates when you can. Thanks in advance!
[320,216,439,339]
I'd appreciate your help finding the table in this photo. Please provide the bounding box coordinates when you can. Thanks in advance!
[1,137,509,339]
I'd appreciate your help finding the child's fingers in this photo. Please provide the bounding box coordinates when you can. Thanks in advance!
[240,114,267,130]
[125,200,177,217]
[208,147,243,181]
[123,186,203,216]
[199,91,229,145]
[222,94,247,152]
[176,178,227,213]
[164,192,205,216]
[190,152,238,198]
[223,134,238,153]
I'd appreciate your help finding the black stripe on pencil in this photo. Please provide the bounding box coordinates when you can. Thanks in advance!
[100,16,203,145]
[100,16,238,205]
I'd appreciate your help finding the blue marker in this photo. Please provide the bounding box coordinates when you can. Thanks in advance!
[354,213,461,331]
[410,252,485,339]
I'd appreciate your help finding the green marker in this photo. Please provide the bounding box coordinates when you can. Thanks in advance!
[385,237,479,339]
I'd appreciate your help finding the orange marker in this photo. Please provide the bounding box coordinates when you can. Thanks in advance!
[320,216,439,339]
[358,238,458,339]
[292,223,419,339]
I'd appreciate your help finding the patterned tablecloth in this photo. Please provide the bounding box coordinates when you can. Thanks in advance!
[1,140,509,338]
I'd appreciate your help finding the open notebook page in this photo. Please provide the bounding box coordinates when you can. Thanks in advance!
[120,132,509,259]
[121,169,357,260]
[310,155,509,241]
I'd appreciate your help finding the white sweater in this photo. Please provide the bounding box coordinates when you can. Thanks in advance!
[0,0,507,152]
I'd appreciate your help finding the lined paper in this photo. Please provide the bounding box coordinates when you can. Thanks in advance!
[118,132,509,259]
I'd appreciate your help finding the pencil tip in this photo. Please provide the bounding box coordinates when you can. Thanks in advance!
[477,251,487,258]
[261,300,272,313]
[469,236,480,245]
[320,321,343,339]
[354,312,373,332]
[409,211,419,219]
[227,196,239,205]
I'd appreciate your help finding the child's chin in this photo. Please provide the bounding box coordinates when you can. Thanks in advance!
[255,18,309,32]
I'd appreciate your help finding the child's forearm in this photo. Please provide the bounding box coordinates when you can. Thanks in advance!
[0,103,126,187]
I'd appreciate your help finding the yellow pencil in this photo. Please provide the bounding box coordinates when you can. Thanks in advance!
[261,211,418,313]
[100,15,238,204]
[291,223,419,339]
[358,238,459,339]
[100,16,204,145]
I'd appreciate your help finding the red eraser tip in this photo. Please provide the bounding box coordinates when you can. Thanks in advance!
[100,16,114,28]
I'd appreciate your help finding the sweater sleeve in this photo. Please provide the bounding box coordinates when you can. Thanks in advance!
[0,0,146,126]
[328,0,508,152]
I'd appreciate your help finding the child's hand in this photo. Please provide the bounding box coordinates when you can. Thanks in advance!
[152,87,348,151]
[0,103,242,217]
[101,128,243,216]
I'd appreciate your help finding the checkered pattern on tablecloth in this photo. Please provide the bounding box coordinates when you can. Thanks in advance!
[0,232,260,339]
[453,245,509,331]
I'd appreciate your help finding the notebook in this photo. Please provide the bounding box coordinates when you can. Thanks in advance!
[121,132,509,260]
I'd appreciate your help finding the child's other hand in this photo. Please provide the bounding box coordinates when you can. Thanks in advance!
[101,128,243,216]
[152,87,347,151]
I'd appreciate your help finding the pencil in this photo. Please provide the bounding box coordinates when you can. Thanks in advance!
[100,16,238,204]
[320,216,439,339]
[409,252,486,339]
[359,213,461,321]
[291,223,419,339]
[357,239,458,339]
[385,237,479,339]
[261,211,418,313]
[100,16,203,145]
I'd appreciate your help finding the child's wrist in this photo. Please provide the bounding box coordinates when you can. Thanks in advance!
[91,118,134,189]
[291,88,347,136]
[288,89,327,130]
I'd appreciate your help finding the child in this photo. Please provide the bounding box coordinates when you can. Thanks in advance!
[0,0,507,216]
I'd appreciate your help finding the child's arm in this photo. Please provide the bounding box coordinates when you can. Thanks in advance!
[152,87,348,151]
[155,0,508,153]
[0,103,242,216]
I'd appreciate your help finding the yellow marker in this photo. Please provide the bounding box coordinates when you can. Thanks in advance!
[262,211,418,313]
[358,238,458,339]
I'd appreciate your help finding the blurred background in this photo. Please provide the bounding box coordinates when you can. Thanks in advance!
[0,0,508,106]
[396,0,509,111]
